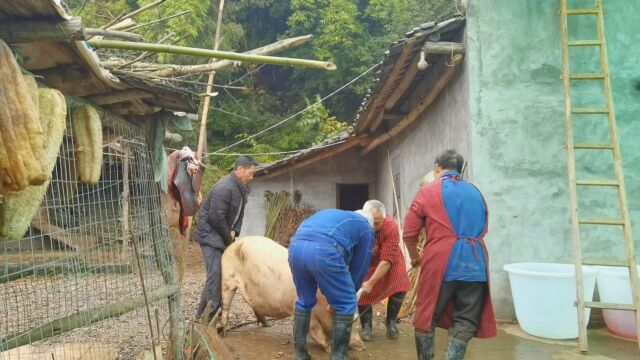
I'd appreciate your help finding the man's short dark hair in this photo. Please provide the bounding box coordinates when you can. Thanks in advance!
[435,150,464,173]
[234,156,258,170]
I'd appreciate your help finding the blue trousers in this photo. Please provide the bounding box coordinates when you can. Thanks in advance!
[288,239,357,315]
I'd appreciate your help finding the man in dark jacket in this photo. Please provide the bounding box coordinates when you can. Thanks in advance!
[195,156,258,320]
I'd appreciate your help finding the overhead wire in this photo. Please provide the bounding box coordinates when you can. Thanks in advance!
[165,139,348,159]
[213,62,380,153]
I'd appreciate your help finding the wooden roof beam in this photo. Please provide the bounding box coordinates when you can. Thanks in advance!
[383,112,408,121]
[384,55,424,111]
[422,41,465,55]
[357,37,418,133]
[257,139,361,181]
[361,54,464,155]
[367,38,418,133]
[85,89,155,105]
[0,17,84,43]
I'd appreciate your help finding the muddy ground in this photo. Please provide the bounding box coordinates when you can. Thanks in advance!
[180,242,639,360]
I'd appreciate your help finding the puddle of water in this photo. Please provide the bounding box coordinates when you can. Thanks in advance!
[223,322,640,360]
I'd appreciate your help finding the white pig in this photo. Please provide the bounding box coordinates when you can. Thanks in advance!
[220,236,365,353]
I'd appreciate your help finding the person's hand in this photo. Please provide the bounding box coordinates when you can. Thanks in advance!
[411,257,420,268]
[360,281,374,295]
[230,231,236,242]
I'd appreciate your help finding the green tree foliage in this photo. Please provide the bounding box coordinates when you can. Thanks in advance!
[67,0,458,169]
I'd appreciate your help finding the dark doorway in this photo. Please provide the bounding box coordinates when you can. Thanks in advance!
[336,184,369,211]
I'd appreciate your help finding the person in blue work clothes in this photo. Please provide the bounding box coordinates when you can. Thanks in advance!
[404,150,496,359]
[288,208,376,360]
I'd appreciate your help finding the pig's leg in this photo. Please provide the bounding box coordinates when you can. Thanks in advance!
[220,280,237,336]
[309,318,331,353]
[253,310,270,327]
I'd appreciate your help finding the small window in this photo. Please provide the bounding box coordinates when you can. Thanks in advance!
[336,184,369,211]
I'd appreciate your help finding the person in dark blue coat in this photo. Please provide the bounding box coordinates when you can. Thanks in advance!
[288,208,376,360]
[194,156,258,321]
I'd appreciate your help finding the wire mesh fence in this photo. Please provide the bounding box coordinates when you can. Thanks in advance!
[0,109,182,359]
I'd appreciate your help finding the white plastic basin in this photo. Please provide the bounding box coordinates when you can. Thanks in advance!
[504,263,597,339]
[596,266,639,340]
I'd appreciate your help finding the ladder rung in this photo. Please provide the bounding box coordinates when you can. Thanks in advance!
[584,301,636,311]
[579,218,625,226]
[566,9,599,15]
[569,73,605,80]
[574,143,613,149]
[582,259,628,267]
[575,179,619,186]
[568,40,602,46]
[572,108,609,114]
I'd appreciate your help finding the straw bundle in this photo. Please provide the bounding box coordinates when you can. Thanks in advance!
[274,202,315,247]
[264,190,315,247]
[264,190,290,240]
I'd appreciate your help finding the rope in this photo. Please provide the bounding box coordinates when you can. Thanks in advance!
[214,63,381,153]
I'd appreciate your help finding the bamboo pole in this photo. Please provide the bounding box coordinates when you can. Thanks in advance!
[149,34,314,77]
[559,0,588,352]
[197,0,226,159]
[120,0,166,23]
[102,35,314,76]
[85,28,144,42]
[99,11,126,30]
[86,39,337,71]
[116,33,176,69]
[124,10,192,32]
[0,286,178,351]
[131,217,159,360]
[386,145,411,268]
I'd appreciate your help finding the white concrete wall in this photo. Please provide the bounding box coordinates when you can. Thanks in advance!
[241,148,376,237]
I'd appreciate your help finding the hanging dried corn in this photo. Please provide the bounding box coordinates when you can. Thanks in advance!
[0,85,67,239]
[0,39,47,193]
[71,104,103,185]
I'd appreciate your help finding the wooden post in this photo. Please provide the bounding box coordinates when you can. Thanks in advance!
[120,147,131,257]
[197,0,226,159]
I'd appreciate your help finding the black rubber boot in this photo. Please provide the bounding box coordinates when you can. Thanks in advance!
[358,305,373,342]
[443,337,468,360]
[385,292,405,339]
[330,313,354,360]
[415,329,435,360]
[293,309,312,360]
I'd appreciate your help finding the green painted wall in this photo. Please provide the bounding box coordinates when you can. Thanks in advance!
[467,0,640,319]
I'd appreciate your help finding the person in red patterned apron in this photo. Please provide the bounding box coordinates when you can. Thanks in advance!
[357,200,411,341]
[403,150,497,360]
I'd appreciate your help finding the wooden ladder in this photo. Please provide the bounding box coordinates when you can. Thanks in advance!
[559,0,640,352]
